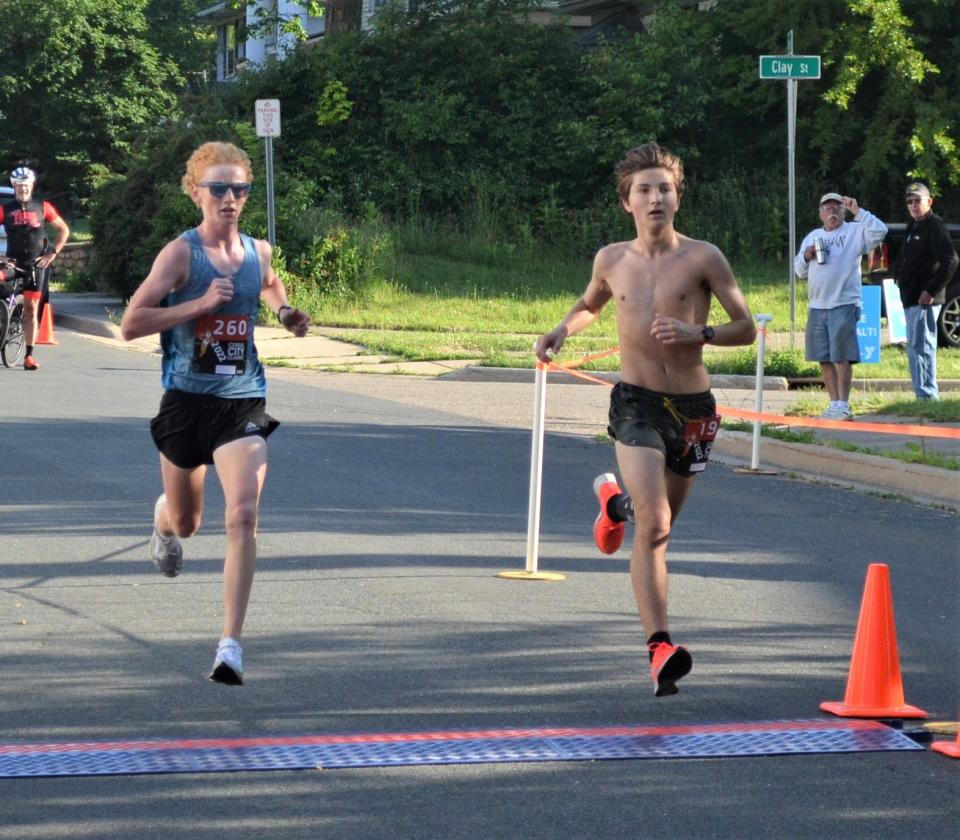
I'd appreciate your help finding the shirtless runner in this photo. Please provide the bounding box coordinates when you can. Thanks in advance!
[535,142,756,697]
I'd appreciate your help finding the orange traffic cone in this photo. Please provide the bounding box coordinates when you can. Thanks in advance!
[931,729,960,758]
[36,302,57,345]
[820,563,928,719]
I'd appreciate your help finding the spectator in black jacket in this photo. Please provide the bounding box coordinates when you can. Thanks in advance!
[894,182,959,400]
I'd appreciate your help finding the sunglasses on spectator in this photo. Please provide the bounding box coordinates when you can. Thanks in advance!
[199,182,252,199]
[905,197,924,205]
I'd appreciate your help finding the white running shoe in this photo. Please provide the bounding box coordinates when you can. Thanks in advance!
[837,405,854,421]
[209,638,244,686]
[150,494,182,578]
[819,406,841,420]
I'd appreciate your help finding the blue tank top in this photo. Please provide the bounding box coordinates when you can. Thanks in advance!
[159,229,267,397]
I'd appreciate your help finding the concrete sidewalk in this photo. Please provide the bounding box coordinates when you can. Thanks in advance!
[49,293,959,509]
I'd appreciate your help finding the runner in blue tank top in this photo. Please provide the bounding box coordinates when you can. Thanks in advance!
[121,142,310,686]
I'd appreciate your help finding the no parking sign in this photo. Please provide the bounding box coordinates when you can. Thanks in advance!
[255,99,281,137]
[255,99,280,245]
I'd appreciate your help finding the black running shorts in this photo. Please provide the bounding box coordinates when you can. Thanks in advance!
[607,382,718,478]
[150,390,279,469]
[11,264,47,294]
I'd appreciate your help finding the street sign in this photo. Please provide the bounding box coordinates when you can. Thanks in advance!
[759,55,821,80]
[254,100,281,245]
[762,36,822,346]
[255,99,281,137]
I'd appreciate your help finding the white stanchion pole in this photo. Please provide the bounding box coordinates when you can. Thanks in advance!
[497,360,565,581]
[751,314,774,470]
[525,362,548,573]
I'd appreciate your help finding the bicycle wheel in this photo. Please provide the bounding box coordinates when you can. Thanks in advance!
[0,302,9,365]
[1,304,25,367]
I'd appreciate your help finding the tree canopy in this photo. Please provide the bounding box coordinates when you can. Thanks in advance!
[81,0,958,295]
[0,0,202,196]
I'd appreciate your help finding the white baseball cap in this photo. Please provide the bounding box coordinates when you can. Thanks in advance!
[819,192,843,206]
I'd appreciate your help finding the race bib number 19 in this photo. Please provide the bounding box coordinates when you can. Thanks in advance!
[192,314,249,375]
[682,415,721,446]
[681,414,722,474]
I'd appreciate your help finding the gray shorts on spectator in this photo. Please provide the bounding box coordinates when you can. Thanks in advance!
[806,304,861,363]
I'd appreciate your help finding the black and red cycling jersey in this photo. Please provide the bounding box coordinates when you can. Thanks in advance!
[0,198,61,262]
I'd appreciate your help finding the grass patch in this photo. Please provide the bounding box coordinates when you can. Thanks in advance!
[786,395,960,422]
[68,217,93,242]
[723,420,819,444]
[829,439,959,470]
[723,412,959,471]
[286,225,958,381]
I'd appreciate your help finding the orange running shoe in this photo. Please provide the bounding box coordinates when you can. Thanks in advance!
[23,355,39,371]
[592,472,625,554]
[649,642,692,697]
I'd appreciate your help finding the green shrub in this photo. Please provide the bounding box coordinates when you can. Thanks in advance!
[297,229,363,297]
[88,115,318,299]
[88,122,214,300]
[293,223,393,299]
[707,347,818,378]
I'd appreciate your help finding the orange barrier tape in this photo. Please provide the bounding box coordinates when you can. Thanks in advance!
[546,361,613,387]
[553,347,621,370]
[543,353,959,442]
[719,407,960,440]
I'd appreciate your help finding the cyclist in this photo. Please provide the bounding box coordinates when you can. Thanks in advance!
[0,166,70,370]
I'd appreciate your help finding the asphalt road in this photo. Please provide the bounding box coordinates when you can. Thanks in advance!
[1,333,957,839]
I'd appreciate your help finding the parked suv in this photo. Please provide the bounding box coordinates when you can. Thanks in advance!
[0,185,12,254]
[865,221,960,348]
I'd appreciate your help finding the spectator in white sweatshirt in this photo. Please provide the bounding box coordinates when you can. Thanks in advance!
[795,193,887,419]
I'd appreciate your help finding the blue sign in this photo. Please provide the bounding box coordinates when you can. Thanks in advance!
[882,278,907,344]
[857,285,882,364]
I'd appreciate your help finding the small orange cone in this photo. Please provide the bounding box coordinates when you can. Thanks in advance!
[820,563,928,719]
[931,729,960,759]
[36,302,57,345]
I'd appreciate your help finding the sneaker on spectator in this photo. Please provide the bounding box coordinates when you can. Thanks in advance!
[209,638,243,685]
[150,493,182,578]
[837,405,854,420]
[23,355,39,371]
[819,405,841,420]
[649,641,693,697]
[593,472,626,555]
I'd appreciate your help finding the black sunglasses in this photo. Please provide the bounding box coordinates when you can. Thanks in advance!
[198,181,252,199]
[905,197,923,205]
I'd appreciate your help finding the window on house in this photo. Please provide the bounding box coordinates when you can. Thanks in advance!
[220,17,246,79]
[264,0,279,53]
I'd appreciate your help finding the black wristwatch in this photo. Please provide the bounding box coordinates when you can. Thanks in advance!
[701,325,715,344]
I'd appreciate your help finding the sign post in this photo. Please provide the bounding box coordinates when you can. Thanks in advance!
[759,36,821,348]
[254,99,281,246]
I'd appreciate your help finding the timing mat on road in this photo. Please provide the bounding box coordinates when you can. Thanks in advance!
[0,719,922,778]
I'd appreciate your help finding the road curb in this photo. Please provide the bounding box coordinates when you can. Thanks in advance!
[713,431,958,509]
[54,311,123,341]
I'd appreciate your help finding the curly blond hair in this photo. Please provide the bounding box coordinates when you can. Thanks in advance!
[181,142,253,195]
[615,142,685,203]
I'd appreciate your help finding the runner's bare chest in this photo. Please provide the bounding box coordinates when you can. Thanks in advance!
[608,248,708,322]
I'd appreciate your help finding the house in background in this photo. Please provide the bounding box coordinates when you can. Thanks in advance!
[199,0,710,82]
[198,1,325,82]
